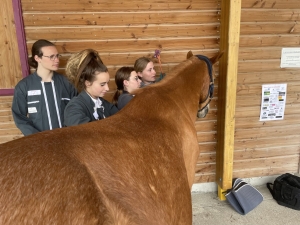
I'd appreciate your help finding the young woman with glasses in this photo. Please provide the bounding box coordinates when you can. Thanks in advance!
[11,39,77,136]
[64,49,118,126]
[112,67,141,110]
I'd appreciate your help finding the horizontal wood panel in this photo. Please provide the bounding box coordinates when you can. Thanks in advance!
[235,114,300,129]
[237,70,300,83]
[23,12,219,26]
[0,111,13,117]
[197,131,217,143]
[56,50,221,66]
[234,124,300,141]
[235,104,300,117]
[234,135,300,150]
[195,163,215,174]
[0,115,14,123]
[194,165,298,183]
[27,38,219,54]
[232,165,298,180]
[239,47,284,60]
[198,145,300,163]
[241,0,300,9]
[233,155,299,170]
[0,135,24,144]
[195,155,299,175]
[21,1,220,11]
[240,23,300,35]
[233,145,300,160]
[0,122,17,129]
[198,142,216,154]
[0,102,12,109]
[240,35,300,48]
[238,60,282,73]
[241,9,300,22]
[0,128,22,136]
[25,24,219,40]
[194,120,217,131]
[236,95,300,107]
[0,96,13,101]
[193,174,215,183]
[196,109,217,121]
[237,82,300,95]
[198,152,216,163]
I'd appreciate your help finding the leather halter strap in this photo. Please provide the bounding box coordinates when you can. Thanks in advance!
[196,55,214,112]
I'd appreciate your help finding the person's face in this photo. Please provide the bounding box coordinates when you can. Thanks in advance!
[85,71,110,98]
[137,62,156,84]
[35,46,60,71]
[124,71,141,93]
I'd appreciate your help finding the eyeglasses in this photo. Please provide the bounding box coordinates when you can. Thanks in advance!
[42,54,61,61]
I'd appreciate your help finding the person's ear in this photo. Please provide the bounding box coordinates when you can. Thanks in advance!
[123,80,129,87]
[85,80,92,87]
[34,55,41,63]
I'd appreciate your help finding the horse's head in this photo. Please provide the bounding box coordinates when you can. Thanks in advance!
[187,51,223,118]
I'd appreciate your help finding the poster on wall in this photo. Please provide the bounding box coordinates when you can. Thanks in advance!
[280,48,300,68]
[259,84,287,121]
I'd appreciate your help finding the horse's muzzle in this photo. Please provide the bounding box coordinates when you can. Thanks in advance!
[197,105,209,118]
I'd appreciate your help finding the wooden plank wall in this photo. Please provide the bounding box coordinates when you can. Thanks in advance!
[195,0,300,183]
[0,0,222,184]
[0,0,23,89]
[233,0,300,178]
[2,0,300,184]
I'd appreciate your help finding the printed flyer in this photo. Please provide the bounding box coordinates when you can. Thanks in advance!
[280,48,300,68]
[259,84,287,121]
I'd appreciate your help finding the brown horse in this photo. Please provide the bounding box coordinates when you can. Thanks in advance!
[0,51,222,225]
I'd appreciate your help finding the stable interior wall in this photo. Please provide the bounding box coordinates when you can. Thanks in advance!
[0,0,22,89]
[233,0,300,178]
[18,0,222,184]
[4,0,299,184]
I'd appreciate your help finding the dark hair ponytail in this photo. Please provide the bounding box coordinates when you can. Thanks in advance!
[28,39,55,69]
[112,67,134,106]
[72,50,107,93]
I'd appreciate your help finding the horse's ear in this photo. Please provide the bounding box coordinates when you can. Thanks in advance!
[210,51,224,65]
[187,51,194,59]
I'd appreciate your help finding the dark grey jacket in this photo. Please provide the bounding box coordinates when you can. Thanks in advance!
[117,91,134,110]
[64,91,118,127]
[11,72,77,136]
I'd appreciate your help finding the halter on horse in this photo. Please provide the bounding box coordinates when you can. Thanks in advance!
[0,51,222,225]
[196,54,215,118]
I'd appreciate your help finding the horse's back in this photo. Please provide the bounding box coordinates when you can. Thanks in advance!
[0,123,192,225]
[68,119,193,224]
[0,136,106,224]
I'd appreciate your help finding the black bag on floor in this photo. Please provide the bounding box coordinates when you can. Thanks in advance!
[267,173,300,210]
[225,178,263,215]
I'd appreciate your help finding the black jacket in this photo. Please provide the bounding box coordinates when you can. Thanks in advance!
[11,72,77,136]
[64,91,118,127]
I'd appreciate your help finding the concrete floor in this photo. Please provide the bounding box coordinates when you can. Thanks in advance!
[192,185,300,225]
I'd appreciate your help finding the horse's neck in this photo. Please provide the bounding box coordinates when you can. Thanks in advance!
[162,58,204,120]
[128,57,206,122]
